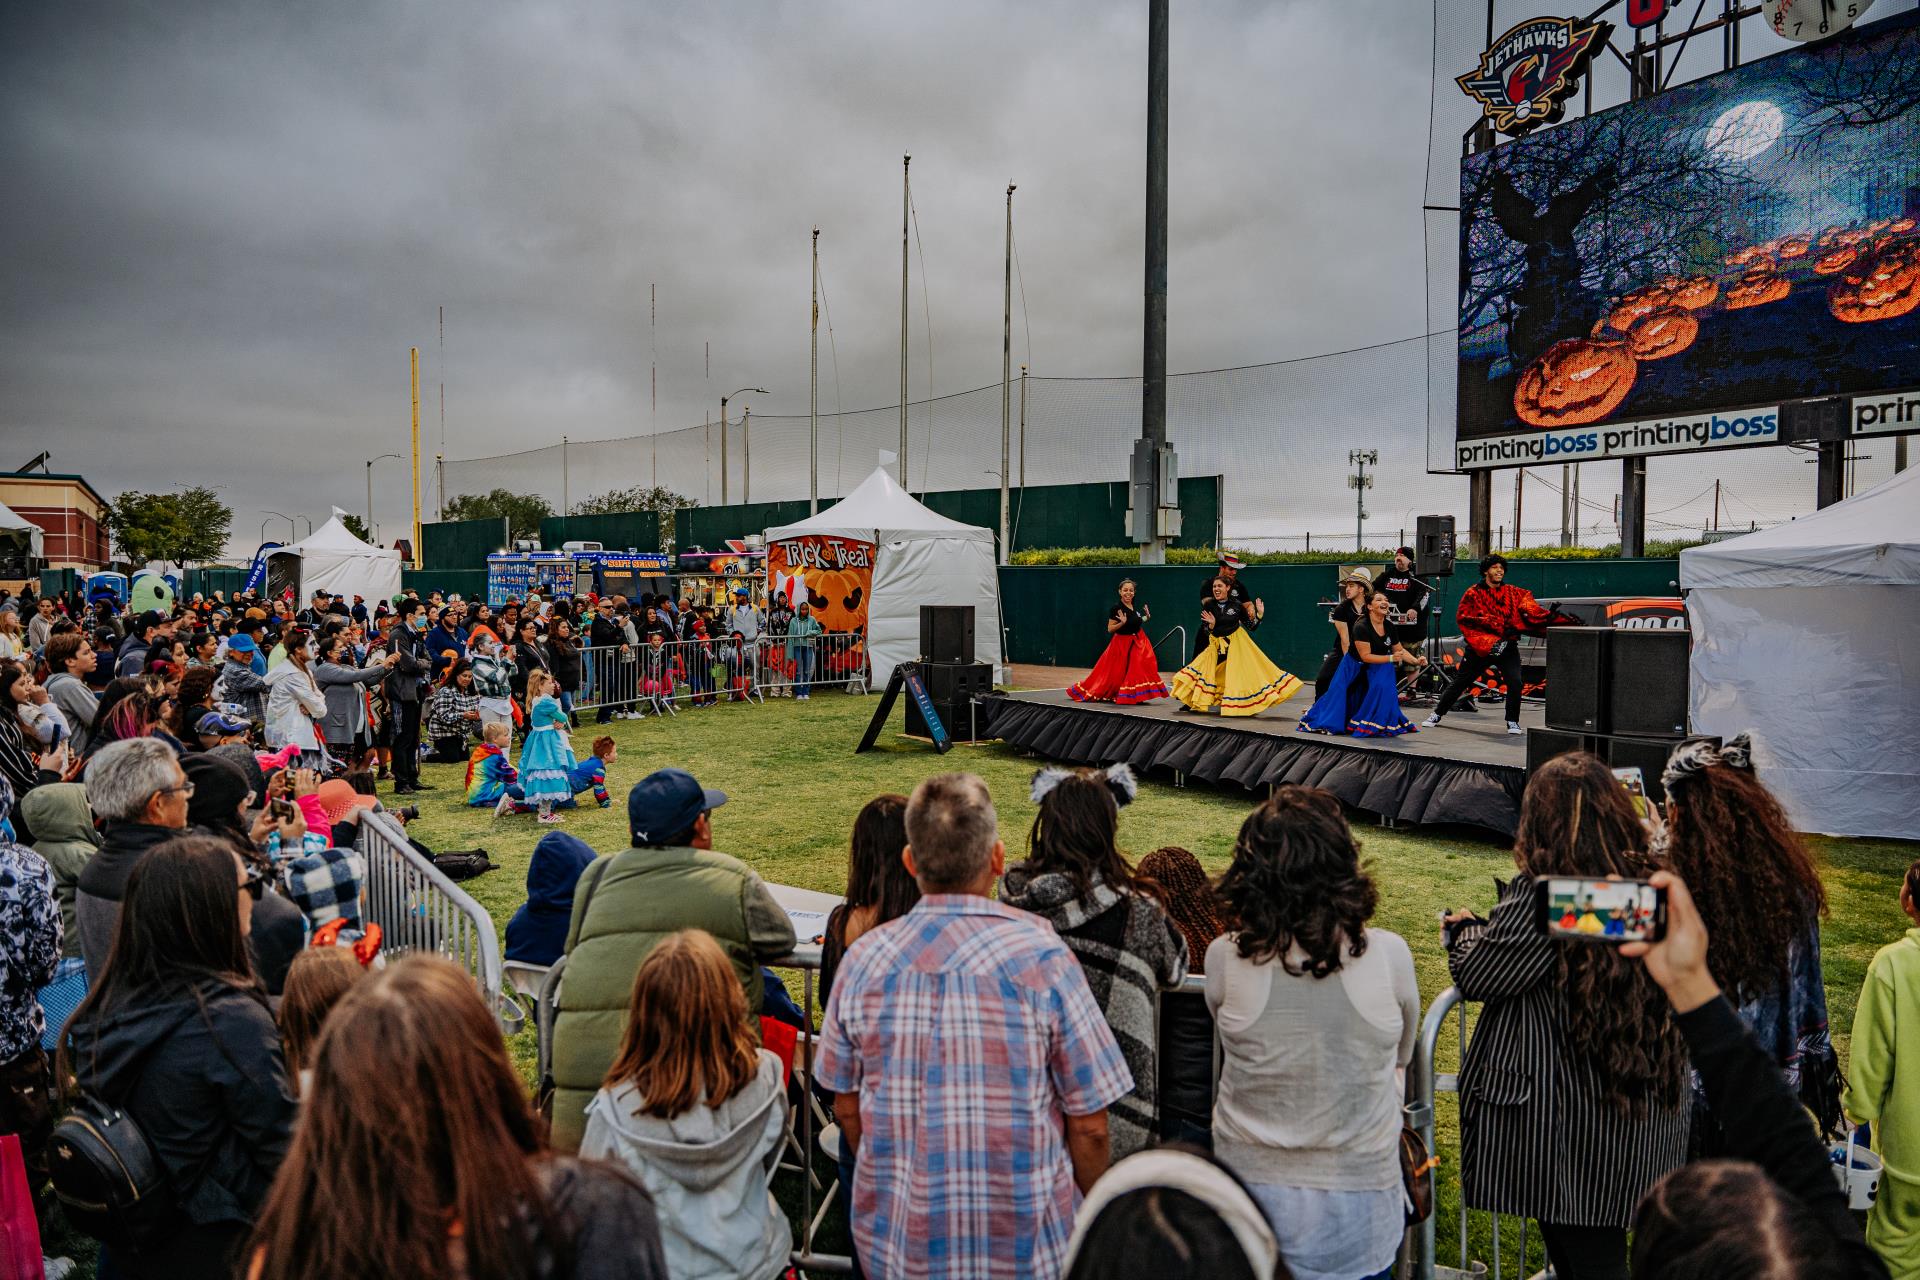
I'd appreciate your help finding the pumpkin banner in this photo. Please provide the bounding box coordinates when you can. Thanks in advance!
[768,535,874,681]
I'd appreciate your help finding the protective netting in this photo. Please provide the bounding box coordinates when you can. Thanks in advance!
[442,2,1911,553]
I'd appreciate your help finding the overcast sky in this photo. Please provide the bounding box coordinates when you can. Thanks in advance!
[1,0,1442,548]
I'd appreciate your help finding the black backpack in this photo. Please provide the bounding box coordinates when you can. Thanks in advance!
[48,1095,175,1248]
[431,848,499,881]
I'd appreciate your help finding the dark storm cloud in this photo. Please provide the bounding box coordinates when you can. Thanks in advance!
[0,0,1432,545]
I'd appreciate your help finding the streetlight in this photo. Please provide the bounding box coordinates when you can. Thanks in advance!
[719,386,767,506]
[261,510,295,543]
[366,454,403,536]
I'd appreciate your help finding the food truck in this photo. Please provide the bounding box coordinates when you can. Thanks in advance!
[485,545,673,606]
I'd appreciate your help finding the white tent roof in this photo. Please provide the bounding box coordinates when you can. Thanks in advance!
[1681,464,1920,589]
[266,510,402,604]
[0,500,44,557]
[284,514,394,557]
[766,468,991,545]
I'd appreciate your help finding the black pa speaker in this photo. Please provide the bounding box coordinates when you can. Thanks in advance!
[1607,629,1690,738]
[919,606,976,664]
[1415,515,1456,578]
[1546,627,1611,734]
[1527,727,1595,774]
[1602,734,1709,806]
[906,695,986,742]
[922,661,993,703]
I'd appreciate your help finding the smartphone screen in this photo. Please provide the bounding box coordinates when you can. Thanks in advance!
[1612,766,1650,819]
[1537,876,1667,944]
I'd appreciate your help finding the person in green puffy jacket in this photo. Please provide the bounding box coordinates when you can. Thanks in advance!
[549,768,795,1152]
[22,782,98,960]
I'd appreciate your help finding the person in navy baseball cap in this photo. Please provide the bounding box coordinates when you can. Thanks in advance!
[627,767,729,848]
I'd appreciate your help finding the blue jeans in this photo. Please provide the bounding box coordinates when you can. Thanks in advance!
[794,648,815,696]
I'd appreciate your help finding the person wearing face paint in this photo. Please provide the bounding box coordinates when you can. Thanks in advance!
[264,626,330,769]
[387,601,433,795]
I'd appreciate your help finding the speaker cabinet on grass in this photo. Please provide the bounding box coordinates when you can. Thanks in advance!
[923,661,993,703]
[1608,629,1690,738]
[1546,627,1612,734]
[1527,727,1595,773]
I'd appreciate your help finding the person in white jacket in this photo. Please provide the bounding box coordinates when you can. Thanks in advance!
[581,928,793,1280]
[264,626,330,768]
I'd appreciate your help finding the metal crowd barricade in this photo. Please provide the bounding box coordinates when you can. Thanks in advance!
[572,632,867,716]
[355,810,510,1028]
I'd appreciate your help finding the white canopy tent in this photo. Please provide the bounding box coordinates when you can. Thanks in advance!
[264,509,403,608]
[1680,464,1919,838]
[766,467,1004,686]
[0,500,45,558]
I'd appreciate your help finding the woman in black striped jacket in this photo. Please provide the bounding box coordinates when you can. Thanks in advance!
[1443,752,1690,1280]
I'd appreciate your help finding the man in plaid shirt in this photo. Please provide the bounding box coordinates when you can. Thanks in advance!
[815,772,1131,1280]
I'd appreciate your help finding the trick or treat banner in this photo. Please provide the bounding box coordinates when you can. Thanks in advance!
[1455,8,1920,470]
[768,535,874,676]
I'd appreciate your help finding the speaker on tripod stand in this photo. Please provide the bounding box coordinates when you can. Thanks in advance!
[1399,516,1457,706]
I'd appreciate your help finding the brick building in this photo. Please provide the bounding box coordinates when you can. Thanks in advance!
[0,471,110,571]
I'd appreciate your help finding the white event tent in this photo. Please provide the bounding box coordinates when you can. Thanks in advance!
[766,467,1004,686]
[0,500,45,558]
[264,509,404,608]
[1680,464,1919,838]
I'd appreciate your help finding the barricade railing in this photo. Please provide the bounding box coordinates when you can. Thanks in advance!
[572,633,866,715]
[355,810,509,1028]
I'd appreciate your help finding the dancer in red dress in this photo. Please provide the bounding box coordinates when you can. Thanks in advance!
[1068,579,1169,705]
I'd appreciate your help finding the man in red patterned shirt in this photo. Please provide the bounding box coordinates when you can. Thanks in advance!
[1422,553,1555,735]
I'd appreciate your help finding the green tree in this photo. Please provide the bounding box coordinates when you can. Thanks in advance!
[104,485,233,564]
[570,485,696,551]
[442,489,554,543]
[340,514,375,543]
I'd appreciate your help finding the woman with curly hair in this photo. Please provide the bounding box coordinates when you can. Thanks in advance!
[1207,786,1417,1280]
[1653,735,1839,1150]
[1001,764,1188,1161]
[1444,752,1690,1280]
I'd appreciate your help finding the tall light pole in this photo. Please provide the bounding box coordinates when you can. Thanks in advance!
[366,454,402,538]
[1000,183,1016,565]
[410,347,422,569]
[262,509,296,543]
[810,227,821,514]
[899,154,911,486]
[719,385,767,506]
[1347,450,1377,551]
[1134,0,1176,564]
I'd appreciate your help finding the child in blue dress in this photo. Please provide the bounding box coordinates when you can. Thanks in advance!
[516,669,578,824]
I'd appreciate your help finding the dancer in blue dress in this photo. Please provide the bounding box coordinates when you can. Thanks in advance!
[1298,591,1425,737]
[516,668,578,823]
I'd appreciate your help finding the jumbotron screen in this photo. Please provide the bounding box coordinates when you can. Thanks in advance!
[1455,10,1920,470]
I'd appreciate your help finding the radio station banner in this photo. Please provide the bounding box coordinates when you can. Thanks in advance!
[768,534,874,650]
[1456,405,1779,470]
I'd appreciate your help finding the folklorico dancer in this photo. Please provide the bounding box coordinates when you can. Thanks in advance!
[1298,589,1425,737]
[1195,552,1255,655]
[1068,579,1169,705]
[1170,576,1301,716]
[1422,553,1558,736]
[1313,568,1373,701]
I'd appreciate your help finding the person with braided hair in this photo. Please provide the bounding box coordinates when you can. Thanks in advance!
[1654,734,1841,1154]
[1444,752,1690,1280]
[1136,847,1224,1149]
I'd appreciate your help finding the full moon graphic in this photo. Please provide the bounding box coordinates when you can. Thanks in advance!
[1704,100,1785,161]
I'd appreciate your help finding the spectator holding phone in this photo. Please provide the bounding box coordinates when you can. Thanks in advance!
[1654,734,1842,1151]
[1624,871,1891,1280]
[1443,752,1689,1280]
[1842,857,1920,1277]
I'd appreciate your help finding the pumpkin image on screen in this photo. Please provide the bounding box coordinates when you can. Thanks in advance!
[1776,236,1811,260]
[1814,246,1860,275]
[1513,338,1638,428]
[1606,284,1676,333]
[1890,218,1917,234]
[1828,242,1920,323]
[1725,270,1791,309]
[1664,276,1718,310]
[1625,306,1699,361]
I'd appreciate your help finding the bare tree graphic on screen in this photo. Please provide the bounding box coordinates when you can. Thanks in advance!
[1780,26,1920,157]
[1464,106,1761,366]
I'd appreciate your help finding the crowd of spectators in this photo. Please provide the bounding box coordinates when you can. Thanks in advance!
[0,579,1911,1279]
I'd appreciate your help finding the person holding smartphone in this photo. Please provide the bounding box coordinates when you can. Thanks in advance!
[1441,752,1689,1280]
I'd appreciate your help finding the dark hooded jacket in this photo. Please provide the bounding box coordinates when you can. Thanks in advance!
[66,980,296,1232]
[75,820,182,978]
[21,782,99,961]
[505,832,596,967]
[182,754,305,995]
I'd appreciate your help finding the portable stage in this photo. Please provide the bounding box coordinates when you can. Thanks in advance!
[982,690,1535,836]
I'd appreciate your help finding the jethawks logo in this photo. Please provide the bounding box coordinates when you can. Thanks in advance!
[1457,17,1611,137]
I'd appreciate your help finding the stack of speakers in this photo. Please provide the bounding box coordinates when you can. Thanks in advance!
[1533,626,1692,803]
[909,606,994,741]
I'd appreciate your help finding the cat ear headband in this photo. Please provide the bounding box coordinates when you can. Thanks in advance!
[1031,762,1137,808]
[1660,732,1753,794]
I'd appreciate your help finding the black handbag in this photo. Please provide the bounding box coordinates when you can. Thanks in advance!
[48,1094,175,1248]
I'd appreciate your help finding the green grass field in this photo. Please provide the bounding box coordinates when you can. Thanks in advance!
[386,685,1913,1274]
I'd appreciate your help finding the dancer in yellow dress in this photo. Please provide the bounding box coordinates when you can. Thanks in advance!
[1170,576,1302,716]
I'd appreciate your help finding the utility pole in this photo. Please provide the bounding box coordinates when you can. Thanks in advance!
[1000,183,1016,565]
[409,347,421,569]
[1347,449,1377,551]
[561,436,570,516]
[743,405,752,504]
[899,154,912,487]
[1135,0,1176,564]
[1513,468,1525,550]
[1560,464,1572,546]
[810,228,820,514]
[720,386,766,508]
[1018,364,1028,490]
[437,306,445,521]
